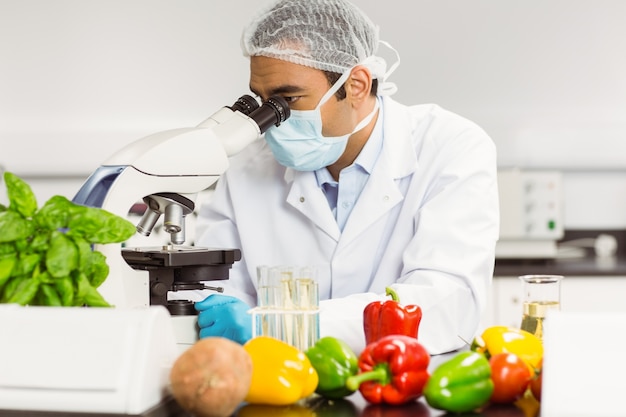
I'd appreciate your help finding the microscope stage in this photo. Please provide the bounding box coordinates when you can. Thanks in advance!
[122,246,241,268]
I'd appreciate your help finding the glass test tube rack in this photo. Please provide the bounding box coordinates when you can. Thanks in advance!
[250,265,320,352]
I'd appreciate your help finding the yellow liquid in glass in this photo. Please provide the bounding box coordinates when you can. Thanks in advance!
[520,300,560,340]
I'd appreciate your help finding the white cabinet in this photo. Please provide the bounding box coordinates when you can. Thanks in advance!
[483,276,626,330]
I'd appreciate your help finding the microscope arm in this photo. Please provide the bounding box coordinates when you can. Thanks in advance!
[73,95,289,309]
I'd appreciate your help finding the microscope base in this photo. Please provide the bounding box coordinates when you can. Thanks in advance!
[171,315,199,352]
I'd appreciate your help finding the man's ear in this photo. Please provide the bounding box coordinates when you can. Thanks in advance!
[346,65,373,104]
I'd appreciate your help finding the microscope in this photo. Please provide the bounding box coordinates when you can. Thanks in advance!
[72,94,290,346]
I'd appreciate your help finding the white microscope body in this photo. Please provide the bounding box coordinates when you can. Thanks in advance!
[73,95,289,347]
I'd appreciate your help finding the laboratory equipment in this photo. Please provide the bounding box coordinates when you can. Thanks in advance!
[496,169,564,259]
[252,265,320,352]
[72,94,290,346]
[519,274,563,340]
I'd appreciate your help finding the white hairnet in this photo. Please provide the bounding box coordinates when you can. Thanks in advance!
[241,0,381,75]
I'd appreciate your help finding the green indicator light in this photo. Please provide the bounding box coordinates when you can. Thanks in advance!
[548,220,556,230]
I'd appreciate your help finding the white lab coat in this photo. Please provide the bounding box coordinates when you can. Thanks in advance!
[194,96,499,355]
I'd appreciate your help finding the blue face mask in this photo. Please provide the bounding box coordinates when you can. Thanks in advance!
[263,69,379,171]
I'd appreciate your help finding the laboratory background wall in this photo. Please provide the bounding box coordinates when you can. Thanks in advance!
[1,0,626,230]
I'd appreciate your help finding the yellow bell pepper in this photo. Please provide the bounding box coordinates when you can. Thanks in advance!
[243,336,319,405]
[471,326,543,375]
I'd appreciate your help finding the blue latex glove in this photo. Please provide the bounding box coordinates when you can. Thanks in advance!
[195,294,252,345]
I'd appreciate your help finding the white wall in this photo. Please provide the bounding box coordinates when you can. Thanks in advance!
[2,0,626,227]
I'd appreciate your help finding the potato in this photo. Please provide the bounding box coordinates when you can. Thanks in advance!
[170,337,253,417]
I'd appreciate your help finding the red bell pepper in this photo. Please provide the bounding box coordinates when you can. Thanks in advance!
[363,287,422,344]
[345,335,430,405]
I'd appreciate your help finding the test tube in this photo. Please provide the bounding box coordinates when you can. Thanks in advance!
[255,265,279,338]
[254,266,268,338]
[294,266,319,351]
[279,267,295,346]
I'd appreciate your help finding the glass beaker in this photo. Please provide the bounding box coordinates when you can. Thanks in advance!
[519,275,563,340]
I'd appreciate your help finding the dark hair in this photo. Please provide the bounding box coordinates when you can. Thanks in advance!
[324,71,379,100]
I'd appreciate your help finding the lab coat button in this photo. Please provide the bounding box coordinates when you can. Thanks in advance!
[383,195,390,202]
[299,196,305,203]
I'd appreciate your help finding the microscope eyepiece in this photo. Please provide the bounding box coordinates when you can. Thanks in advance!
[248,95,291,134]
[229,94,260,115]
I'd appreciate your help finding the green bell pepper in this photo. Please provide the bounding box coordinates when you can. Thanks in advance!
[424,351,494,413]
[304,336,359,399]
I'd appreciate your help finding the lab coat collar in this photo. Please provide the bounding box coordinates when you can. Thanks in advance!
[379,95,419,179]
[286,170,341,240]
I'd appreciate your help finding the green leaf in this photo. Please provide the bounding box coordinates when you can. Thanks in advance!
[39,284,63,306]
[45,231,78,278]
[87,251,109,288]
[73,270,111,306]
[0,242,16,256]
[1,275,21,302]
[34,195,73,230]
[4,172,38,218]
[13,253,41,277]
[6,277,39,305]
[83,285,111,307]
[29,231,51,252]
[36,270,54,284]
[74,272,111,306]
[14,238,29,252]
[67,205,136,244]
[54,276,75,306]
[73,237,108,287]
[0,211,34,243]
[74,237,92,267]
[0,256,16,288]
[74,272,90,305]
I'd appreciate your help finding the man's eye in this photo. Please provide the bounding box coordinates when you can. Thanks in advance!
[283,96,300,105]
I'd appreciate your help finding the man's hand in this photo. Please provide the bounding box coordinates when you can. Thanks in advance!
[195,294,252,345]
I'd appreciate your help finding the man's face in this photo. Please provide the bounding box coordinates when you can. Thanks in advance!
[249,56,353,137]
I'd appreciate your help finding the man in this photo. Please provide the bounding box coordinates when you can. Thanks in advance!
[191,0,499,355]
